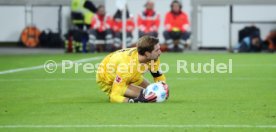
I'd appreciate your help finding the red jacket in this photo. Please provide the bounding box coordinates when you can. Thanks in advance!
[111,17,135,32]
[90,14,112,32]
[164,11,189,32]
[137,9,160,33]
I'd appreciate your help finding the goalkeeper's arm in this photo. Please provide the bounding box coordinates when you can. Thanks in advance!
[150,70,166,82]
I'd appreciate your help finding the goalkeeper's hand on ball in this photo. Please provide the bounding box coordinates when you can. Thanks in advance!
[159,81,169,100]
[128,89,157,103]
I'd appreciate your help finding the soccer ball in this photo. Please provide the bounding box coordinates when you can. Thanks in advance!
[143,82,169,103]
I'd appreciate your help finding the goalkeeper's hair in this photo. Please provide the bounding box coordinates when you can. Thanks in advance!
[137,36,159,55]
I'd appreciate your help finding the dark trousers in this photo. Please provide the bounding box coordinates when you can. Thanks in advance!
[163,31,191,51]
[113,32,133,49]
[88,29,113,52]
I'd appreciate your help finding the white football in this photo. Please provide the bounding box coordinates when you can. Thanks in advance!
[144,82,169,103]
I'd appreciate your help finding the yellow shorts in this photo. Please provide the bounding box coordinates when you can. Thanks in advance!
[96,74,129,96]
[96,79,128,103]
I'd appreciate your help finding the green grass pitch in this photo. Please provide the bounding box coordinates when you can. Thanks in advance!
[0,52,275,132]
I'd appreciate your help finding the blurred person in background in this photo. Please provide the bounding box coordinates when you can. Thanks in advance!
[71,0,97,30]
[235,33,262,53]
[112,8,135,49]
[234,25,262,53]
[163,0,191,52]
[67,0,97,53]
[137,0,160,38]
[88,5,113,52]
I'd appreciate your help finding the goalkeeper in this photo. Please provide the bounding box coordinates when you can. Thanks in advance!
[96,36,166,103]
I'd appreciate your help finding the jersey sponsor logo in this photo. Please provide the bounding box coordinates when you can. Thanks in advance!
[115,75,122,83]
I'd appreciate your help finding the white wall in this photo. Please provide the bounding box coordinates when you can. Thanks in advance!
[0,5,71,42]
[32,6,71,37]
[33,6,59,32]
[200,6,230,48]
[0,6,25,42]
[233,5,276,22]
[105,0,192,43]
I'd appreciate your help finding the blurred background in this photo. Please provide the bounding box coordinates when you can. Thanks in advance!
[0,0,276,53]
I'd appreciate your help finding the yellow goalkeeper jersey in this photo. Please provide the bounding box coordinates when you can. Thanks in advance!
[96,47,166,102]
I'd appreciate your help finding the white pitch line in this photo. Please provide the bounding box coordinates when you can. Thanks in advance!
[0,65,45,75]
[176,77,276,81]
[0,56,103,75]
[0,124,275,128]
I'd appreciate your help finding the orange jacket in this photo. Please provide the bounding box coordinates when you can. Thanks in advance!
[137,10,160,33]
[164,11,189,32]
[112,17,135,32]
[90,14,112,32]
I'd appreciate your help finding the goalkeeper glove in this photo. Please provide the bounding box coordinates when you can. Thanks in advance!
[128,89,157,103]
[159,81,169,100]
